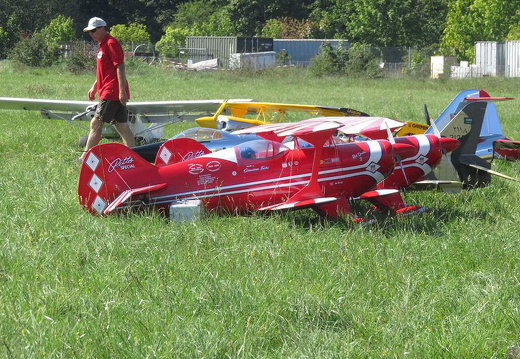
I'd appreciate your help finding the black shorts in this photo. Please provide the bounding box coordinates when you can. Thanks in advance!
[95,99,128,124]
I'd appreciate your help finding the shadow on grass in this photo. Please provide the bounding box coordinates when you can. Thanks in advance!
[102,196,492,239]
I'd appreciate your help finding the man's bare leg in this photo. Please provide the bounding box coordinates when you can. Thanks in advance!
[81,117,103,159]
[114,122,136,147]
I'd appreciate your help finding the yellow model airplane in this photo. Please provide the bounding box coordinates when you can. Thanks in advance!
[195,101,370,130]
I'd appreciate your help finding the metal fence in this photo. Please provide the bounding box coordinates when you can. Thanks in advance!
[63,42,440,77]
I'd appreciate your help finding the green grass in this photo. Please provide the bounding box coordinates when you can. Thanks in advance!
[1,61,520,357]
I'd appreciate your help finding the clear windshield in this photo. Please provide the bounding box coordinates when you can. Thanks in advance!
[237,140,289,160]
[174,127,223,141]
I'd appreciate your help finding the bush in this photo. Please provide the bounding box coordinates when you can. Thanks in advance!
[309,43,384,78]
[40,15,76,44]
[345,44,383,78]
[309,43,346,76]
[65,49,96,74]
[8,33,60,67]
[405,47,437,78]
[110,23,151,52]
[0,27,9,60]
[155,27,189,58]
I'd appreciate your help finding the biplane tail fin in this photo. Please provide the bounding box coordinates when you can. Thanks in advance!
[154,138,211,167]
[426,101,492,188]
[432,89,513,141]
[78,143,165,215]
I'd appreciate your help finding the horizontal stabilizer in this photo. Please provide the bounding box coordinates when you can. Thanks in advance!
[459,161,520,182]
[104,183,167,214]
[414,180,462,185]
[463,96,514,102]
[356,189,399,200]
[412,180,463,193]
[259,197,338,211]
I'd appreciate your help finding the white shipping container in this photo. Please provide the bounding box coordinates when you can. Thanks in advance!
[229,52,276,70]
[474,41,505,76]
[450,65,482,79]
[430,56,457,78]
[505,41,520,78]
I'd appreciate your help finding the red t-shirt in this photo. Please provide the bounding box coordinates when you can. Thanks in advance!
[96,34,130,101]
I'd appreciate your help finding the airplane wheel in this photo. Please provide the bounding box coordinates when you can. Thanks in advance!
[78,135,88,147]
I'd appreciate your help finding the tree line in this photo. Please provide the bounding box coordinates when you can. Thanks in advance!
[1,0,519,62]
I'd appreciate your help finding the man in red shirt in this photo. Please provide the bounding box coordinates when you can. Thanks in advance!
[81,17,135,160]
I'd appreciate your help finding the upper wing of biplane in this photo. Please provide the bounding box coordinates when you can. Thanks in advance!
[300,116,405,139]
[233,116,405,142]
[233,117,342,140]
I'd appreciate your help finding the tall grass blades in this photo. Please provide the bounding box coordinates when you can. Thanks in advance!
[1,61,520,357]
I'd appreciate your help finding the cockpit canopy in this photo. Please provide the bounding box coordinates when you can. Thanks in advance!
[174,127,223,142]
[237,140,289,160]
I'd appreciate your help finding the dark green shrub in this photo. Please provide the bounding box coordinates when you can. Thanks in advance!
[309,42,383,78]
[8,33,60,67]
[65,50,96,74]
[309,43,346,76]
[345,44,383,78]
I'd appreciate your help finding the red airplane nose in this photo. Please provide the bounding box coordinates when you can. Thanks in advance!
[439,137,460,153]
[392,142,417,160]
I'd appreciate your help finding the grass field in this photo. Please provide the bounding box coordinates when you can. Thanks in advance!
[1,60,520,357]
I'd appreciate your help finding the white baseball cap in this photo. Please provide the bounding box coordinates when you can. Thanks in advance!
[83,17,107,32]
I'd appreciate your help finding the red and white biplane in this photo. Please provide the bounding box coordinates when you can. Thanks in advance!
[78,116,459,219]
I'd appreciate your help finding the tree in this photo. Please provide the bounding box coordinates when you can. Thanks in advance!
[261,17,317,39]
[0,0,79,36]
[225,0,315,36]
[110,23,151,51]
[40,15,76,43]
[345,0,448,47]
[155,27,189,58]
[441,0,520,60]
[308,0,354,39]
[76,0,182,41]
[168,0,234,36]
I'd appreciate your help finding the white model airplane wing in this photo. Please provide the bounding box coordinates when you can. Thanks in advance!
[0,97,254,122]
[0,97,255,144]
[0,97,92,112]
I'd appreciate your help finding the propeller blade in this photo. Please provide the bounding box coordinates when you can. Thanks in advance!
[396,156,410,185]
[431,118,441,138]
[424,104,432,126]
[442,148,458,175]
[384,120,396,144]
